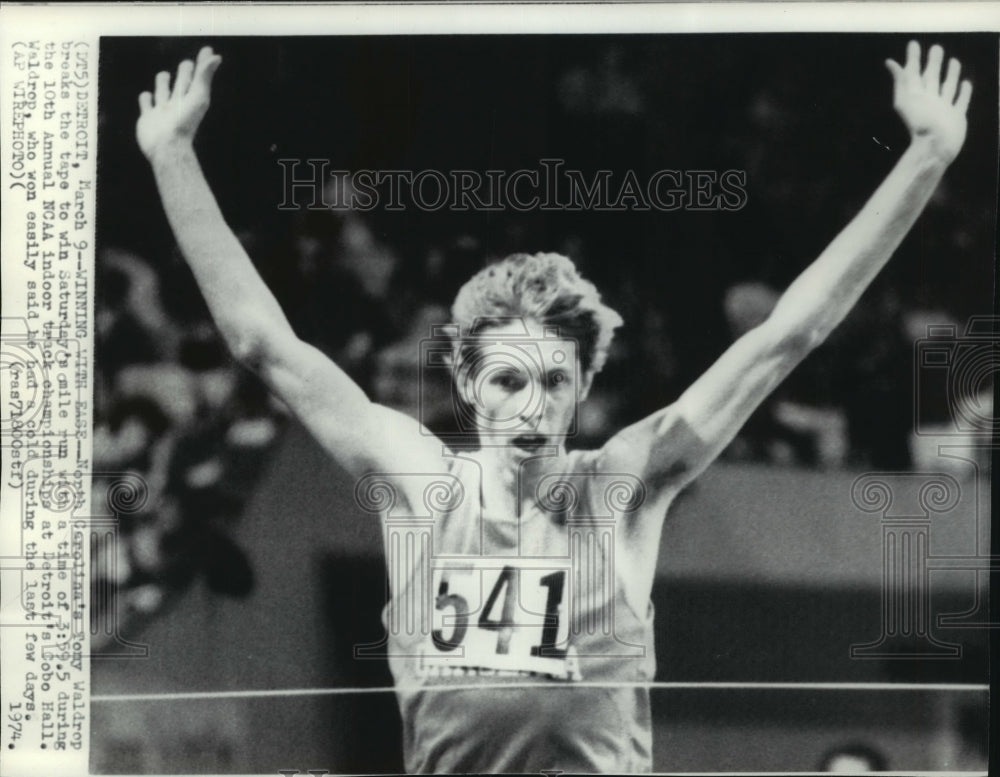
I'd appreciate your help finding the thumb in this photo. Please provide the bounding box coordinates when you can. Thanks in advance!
[884,58,904,83]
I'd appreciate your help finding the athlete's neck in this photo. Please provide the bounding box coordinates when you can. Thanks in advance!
[478,444,566,518]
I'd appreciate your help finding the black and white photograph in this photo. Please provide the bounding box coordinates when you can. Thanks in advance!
[2,5,997,776]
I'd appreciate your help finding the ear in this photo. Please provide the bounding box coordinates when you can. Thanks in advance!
[579,370,595,401]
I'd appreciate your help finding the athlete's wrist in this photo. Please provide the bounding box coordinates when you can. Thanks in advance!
[906,133,959,169]
[146,138,198,174]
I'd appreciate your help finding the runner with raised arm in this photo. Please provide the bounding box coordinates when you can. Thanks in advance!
[136,41,971,774]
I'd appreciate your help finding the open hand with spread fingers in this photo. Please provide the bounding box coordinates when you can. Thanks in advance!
[885,41,972,164]
[136,46,223,164]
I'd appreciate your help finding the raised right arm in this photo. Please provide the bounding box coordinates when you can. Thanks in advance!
[137,47,445,481]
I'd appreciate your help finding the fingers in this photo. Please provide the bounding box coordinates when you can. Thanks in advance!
[154,70,171,106]
[940,57,960,102]
[884,58,905,95]
[888,40,923,94]
[897,40,972,109]
[193,46,223,93]
[904,40,921,77]
[141,47,221,113]
[955,79,973,113]
[172,59,195,100]
[922,43,944,90]
[922,43,973,113]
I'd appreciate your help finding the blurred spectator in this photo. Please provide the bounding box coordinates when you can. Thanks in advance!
[558,46,644,116]
[834,292,913,469]
[274,177,403,376]
[93,244,283,649]
[373,303,452,430]
[904,310,993,479]
[96,249,178,380]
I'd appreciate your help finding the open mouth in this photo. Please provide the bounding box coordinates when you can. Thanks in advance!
[511,434,548,452]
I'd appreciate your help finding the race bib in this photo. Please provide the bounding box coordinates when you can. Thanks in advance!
[418,560,581,681]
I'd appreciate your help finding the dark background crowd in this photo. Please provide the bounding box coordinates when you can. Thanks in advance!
[92,34,996,640]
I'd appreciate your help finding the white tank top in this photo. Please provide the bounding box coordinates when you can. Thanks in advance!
[367,448,657,773]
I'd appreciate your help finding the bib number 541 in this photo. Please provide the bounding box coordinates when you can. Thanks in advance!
[431,567,567,658]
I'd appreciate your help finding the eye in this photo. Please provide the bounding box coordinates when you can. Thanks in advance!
[547,371,568,389]
[491,370,526,391]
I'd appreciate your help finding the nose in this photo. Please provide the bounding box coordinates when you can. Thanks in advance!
[515,378,545,428]
[500,378,544,426]
[518,409,542,429]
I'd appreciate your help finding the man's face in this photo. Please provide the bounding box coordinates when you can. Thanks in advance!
[456,317,591,458]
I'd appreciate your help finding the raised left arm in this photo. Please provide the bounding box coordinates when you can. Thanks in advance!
[601,41,971,497]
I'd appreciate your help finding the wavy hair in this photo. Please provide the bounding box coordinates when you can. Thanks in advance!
[450,252,623,376]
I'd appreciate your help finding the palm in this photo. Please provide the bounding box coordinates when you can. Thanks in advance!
[136,47,222,161]
[886,41,972,164]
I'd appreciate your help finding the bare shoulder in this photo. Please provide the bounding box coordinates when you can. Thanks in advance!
[354,432,466,521]
[597,406,700,491]
[537,447,673,526]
